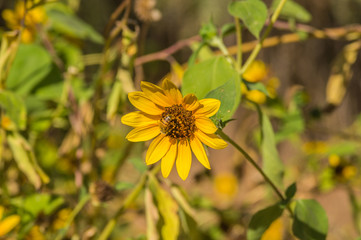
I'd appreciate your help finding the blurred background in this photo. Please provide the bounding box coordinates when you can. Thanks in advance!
[1,0,361,239]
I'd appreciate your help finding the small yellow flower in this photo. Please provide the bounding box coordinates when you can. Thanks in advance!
[241,60,280,104]
[261,218,283,240]
[213,172,238,200]
[25,225,46,240]
[328,154,340,167]
[342,165,357,180]
[243,60,269,83]
[121,79,228,180]
[302,141,328,155]
[0,206,20,237]
[2,0,46,43]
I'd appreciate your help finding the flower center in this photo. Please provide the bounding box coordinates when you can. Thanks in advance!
[160,104,196,140]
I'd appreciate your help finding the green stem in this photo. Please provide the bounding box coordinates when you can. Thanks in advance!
[97,165,161,240]
[217,129,284,200]
[54,194,91,240]
[240,0,288,74]
[234,17,243,71]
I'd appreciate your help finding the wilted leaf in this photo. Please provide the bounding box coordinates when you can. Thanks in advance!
[107,80,123,120]
[292,199,328,240]
[228,0,268,39]
[247,203,284,240]
[7,134,41,189]
[326,40,360,108]
[148,174,179,240]
[145,188,159,240]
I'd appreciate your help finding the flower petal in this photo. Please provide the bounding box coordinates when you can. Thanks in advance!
[121,111,160,128]
[194,99,220,117]
[161,141,177,178]
[0,215,20,237]
[195,117,218,134]
[141,81,172,107]
[190,136,210,169]
[128,91,164,115]
[176,140,192,180]
[126,124,160,142]
[195,130,228,149]
[146,135,171,165]
[183,93,200,111]
[162,79,182,104]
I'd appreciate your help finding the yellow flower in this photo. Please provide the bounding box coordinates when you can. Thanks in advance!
[213,172,238,200]
[261,218,283,240]
[241,60,280,104]
[0,206,20,237]
[2,0,46,43]
[121,79,228,180]
[243,60,269,83]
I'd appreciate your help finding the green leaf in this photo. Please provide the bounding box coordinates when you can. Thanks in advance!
[285,182,297,200]
[199,20,218,42]
[247,203,284,240]
[228,0,268,39]
[205,77,241,121]
[292,199,328,240]
[0,90,27,130]
[272,0,312,23]
[46,4,103,44]
[182,56,239,100]
[260,111,284,188]
[6,44,52,96]
[115,181,135,191]
[221,23,236,38]
[148,174,179,240]
[107,80,124,120]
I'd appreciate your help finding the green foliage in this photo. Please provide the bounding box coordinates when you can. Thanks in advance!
[0,90,26,130]
[292,199,329,240]
[272,0,312,23]
[260,110,285,188]
[228,0,268,38]
[247,203,284,240]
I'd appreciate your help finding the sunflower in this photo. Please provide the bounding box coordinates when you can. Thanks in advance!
[121,79,228,180]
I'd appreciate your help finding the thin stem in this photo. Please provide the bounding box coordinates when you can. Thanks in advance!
[234,17,242,71]
[240,0,288,74]
[217,129,285,200]
[217,129,294,216]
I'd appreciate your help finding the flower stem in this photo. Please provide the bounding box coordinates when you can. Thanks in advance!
[240,0,288,74]
[234,17,243,71]
[217,130,284,199]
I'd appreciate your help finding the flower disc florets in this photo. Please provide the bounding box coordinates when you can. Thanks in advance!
[160,104,196,140]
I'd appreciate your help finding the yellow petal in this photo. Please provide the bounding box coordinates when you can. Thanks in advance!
[141,81,172,107]
[0,215,20,237]
[126,125,160,142]
[2,10,18,28]
[128,92,164,115]
[121,111,160,128]
[176,140,192,180]
[183,94,200,111]
[246,90,267,104]
[194,99,220,117]
[195,117,218,134]
[0,206,4,219]
[195,130,227,149]
[190,136,210,169]
[161,141,177,178]
[146,135,171,165]
[162,79,182,104]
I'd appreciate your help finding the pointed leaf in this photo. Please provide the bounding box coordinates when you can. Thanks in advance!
[292,199,328,240]
[247,203,284,240]
[0,90,26,130]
